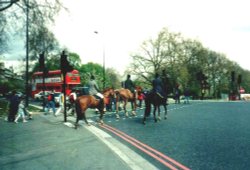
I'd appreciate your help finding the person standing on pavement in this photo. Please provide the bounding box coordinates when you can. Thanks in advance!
[45,90,56,115]
[14,96,28,123]
[7,90,20,122]
[68,89,77,115]
[174,84,181,104]
[184,86,190,104]
[55,92,64,116]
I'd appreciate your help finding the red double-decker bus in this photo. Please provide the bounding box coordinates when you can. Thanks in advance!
[31,69,81,97]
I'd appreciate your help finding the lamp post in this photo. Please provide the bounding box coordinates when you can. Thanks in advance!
[94,31,105,90]
[25,0,29,107]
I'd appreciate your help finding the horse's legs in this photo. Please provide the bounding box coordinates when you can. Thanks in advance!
[75,117,79,129]
[131,100,136,116]
[98,111,104,124]
[82,111,90,126]
[163,103,167,119]
[115,96,120,119]
[142,114,146,125]
[153,106,157,122]
[157,105,161,121]
[124,100,129,117]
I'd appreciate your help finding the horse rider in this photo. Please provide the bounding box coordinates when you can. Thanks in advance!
[87,75,104,111]
[124,74,135,93]
[124,74,136,108]
[161,69,170,98]
[152,73,166,99]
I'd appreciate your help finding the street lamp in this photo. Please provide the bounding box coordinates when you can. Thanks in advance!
[94,31,105,90]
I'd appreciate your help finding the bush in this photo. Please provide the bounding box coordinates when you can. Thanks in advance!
[0,100,9,118]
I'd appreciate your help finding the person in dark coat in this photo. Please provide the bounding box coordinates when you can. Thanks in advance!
[124,74,135,93]
[124,74,136,109]
[8,90,20,122]
[174,85,181,104]
[161,69,170,99]
[152,73,165,98]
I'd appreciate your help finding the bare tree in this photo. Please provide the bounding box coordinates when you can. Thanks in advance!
[1,0,65,59]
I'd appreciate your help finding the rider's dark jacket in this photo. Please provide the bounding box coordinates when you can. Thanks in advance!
[152,77,166,98]
[124,79,135,92]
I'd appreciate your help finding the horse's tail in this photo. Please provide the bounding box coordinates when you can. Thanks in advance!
[144,93,151,117]
[75,99,82,123]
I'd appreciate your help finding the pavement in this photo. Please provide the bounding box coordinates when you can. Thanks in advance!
[0,105,157,170]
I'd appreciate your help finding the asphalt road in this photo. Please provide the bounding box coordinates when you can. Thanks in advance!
[1,100,250,170]
[94,101,250,170]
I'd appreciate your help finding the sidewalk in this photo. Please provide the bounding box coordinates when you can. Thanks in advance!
[0,107,157,170]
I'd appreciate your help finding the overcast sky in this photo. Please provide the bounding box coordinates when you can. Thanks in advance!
[4,0,250,74]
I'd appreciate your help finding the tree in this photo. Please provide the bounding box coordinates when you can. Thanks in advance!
[0,13,8,55]
[0,0,65,59]
[78,62,121,90]
[0,0,19,12]
[129,27,250,98]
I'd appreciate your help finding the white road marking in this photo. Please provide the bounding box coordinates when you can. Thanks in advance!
[85,125,158,170]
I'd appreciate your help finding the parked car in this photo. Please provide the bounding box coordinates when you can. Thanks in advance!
[34,91,50,100]
[16,92,23,97]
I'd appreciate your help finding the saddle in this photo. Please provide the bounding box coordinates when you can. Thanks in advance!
[93,94,102,101]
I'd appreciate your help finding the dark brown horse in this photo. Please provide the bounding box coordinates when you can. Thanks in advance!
[114,86,142,119]
[75,87,115,128]
[142,91,167,125]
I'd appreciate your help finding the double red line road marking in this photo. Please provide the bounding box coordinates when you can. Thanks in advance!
[100,124,190,170]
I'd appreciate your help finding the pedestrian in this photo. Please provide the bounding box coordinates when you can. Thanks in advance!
[7,90,20,122]
[137,91,145,109]
[24,107,33,120]
[14,97,28,123]
[184,87,190,104]
[67,89,77,115]
[174,85,181,104]
[45,90,56,115]
[55,93,64,116]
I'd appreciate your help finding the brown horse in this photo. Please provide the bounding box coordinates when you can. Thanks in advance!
[114,86,142,119]
[74,87,115,129]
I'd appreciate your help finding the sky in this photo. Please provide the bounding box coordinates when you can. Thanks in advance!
[4,0,250,75]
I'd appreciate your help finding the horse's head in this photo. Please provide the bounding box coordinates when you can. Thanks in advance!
[103,87,115,98]
[135,86,143,94]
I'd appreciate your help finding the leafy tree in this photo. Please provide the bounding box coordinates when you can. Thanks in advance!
[78,62,104,88]
[68,52,82,70]
[129,27,250,98]
[1,0,64,59]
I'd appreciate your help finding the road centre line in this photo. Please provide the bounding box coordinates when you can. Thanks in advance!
[101,124,190,170]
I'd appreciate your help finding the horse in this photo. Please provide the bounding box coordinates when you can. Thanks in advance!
[142,91,168,125]
[74,87,115,129]
[114,86,142,119]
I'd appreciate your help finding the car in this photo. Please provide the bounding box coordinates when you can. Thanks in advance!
[34,91,50,100]
[16,92,23,97]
